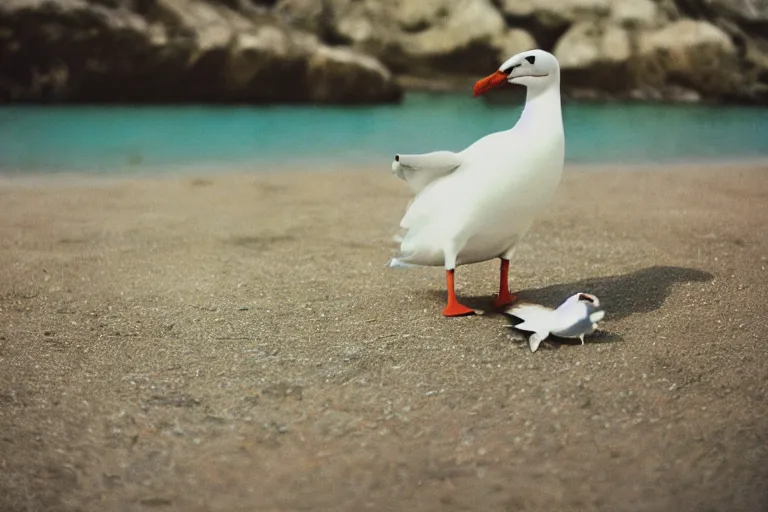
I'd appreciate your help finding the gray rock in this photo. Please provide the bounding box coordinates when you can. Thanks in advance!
[324,0,393,45]
[554,21,633,92]
[305,46,401,103]
[396,0,449,32]
[3,0,767,104]
[317,0,507,75]
[0,0,401,103]
[654,0,683,20]
[707,0,768,23]
[635,19,740,98]
[494,0,612,54]
[492,29,538,63]
[496,0,611,27]
[555,22,632,68]
[274,0,328,35]
[610,0,665,28]
[399,0,506,73]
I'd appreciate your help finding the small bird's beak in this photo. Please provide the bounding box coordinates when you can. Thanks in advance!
[473,70,508,97]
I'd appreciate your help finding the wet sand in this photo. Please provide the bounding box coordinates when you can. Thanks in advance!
[0,164,767,511]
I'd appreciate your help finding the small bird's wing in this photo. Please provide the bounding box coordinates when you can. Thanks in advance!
[392,151,462,194]
[589,310,605,323]
[505,303,554,353]
[529,331,550,353]
[505,303,553,332]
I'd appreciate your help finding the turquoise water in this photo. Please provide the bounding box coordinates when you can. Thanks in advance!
[0,92,766,175]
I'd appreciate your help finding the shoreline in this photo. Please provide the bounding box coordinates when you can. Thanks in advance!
[1,159,767,188]
[5,81,768,107]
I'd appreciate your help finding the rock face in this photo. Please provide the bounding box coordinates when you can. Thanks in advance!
[554,22,633,92]
[497,0,611,28]
[0,0,401,103]
[635,20,740,99]
[705,0,768,23]
[266,0,767,104]
[553,16,748,101]
[1,0,767,104]
[396,0,507,74]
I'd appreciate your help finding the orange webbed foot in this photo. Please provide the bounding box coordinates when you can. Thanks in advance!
[442,268,475,317]
[442,302,476,317]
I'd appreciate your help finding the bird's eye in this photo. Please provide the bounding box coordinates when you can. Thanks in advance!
[578,294,594,303]
[525,56,536,65]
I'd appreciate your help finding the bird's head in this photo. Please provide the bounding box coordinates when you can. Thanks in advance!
[473,49,560,97]
[574,293,600,308]
[571,293,605,323]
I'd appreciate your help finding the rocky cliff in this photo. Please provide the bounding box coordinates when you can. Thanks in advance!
[0,0,402,103]
[1,0,767,104]
[274,0,768,104]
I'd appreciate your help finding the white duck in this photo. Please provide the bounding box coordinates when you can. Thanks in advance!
[389,49,565,317]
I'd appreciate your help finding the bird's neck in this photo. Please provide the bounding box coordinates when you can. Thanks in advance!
[519,85,562,129]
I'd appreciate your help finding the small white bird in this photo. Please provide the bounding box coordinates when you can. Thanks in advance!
[389,49,565,317]
[505,293,605,352]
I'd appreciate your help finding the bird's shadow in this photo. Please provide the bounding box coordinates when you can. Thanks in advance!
[512,265,713,320]
[428,265,714,345]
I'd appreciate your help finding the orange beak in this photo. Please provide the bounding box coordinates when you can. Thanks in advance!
[473,70,508,97]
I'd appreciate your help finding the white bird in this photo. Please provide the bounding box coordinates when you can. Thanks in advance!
[388,49,565,317]
[505,293,606,352]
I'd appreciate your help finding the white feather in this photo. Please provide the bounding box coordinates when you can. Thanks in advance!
[387,258,419,269]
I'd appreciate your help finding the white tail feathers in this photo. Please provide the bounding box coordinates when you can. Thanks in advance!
[387,258,418,269]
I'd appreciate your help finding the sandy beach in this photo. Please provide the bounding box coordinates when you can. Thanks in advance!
[0,164,766,512]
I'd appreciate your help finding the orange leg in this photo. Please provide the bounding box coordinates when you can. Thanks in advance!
[494,258,517,308]
[442,269,475,317]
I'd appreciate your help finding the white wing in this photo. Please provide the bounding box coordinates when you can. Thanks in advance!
[392,151,462,194]
[505,303,554,332]
[589,310,605,323]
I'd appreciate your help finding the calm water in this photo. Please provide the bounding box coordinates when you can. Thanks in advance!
[0,92,766,175]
